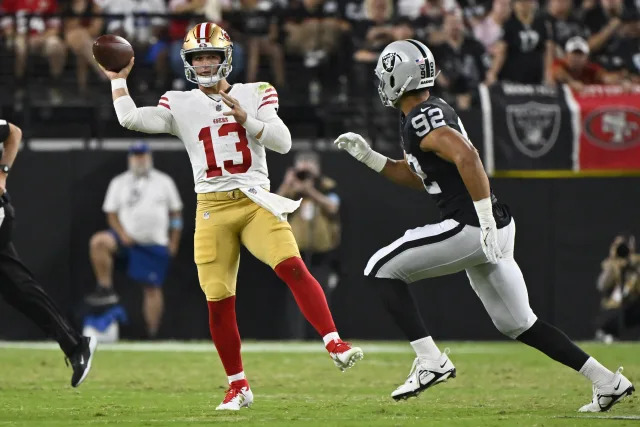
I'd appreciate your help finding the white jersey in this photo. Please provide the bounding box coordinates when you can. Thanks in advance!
[159,82,280,193]
[103,169,183,246]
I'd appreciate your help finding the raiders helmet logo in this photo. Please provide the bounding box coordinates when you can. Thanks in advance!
[506,102,561,158]
[382,53,398,72]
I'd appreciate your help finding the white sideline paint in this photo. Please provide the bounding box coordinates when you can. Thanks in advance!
[557,416,640,421]
[0,341,525,354]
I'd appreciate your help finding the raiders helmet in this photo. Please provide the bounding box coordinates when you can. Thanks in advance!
[375,39,439,107]
[181,23,233,87]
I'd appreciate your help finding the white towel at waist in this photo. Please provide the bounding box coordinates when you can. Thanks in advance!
[239,186,301,221]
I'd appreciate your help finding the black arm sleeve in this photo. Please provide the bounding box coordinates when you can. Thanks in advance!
[0,120,9,143]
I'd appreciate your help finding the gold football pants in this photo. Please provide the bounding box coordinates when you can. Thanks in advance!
[194,190,300,301]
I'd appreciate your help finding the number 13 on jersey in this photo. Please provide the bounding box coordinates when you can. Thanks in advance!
[198,123,252,177]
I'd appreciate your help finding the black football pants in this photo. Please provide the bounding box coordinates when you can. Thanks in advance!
[0,201,81,357]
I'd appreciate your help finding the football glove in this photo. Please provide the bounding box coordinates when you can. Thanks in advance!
[334,132,387,172]
[474,197,503,264]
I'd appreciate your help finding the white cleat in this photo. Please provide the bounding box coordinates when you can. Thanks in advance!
[326,339,364,372]
[391,350,456,401]
[215,385,254,411]
[578,367,635,412]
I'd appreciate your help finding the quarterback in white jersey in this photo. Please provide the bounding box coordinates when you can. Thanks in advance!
[157,81,279,193]
[101,22,362,411]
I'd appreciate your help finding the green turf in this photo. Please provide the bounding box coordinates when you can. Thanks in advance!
[0,341,638,426]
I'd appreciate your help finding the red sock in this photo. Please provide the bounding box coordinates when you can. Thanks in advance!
[207,297,243,377]
[274,257,337,337]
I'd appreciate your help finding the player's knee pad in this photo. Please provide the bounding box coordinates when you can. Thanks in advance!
[491,312,538,339]
[204,288,235,302]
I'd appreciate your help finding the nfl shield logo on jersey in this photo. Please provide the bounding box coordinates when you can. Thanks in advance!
[506,102,561,158]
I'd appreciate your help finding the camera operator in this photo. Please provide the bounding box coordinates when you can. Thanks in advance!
[595,234,640,342]
[277,151,341,339]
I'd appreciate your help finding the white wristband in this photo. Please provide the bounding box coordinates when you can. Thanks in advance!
[473,197,495,227]
[243,115,265,139]
[363,150,387,173]
[111,78,127,91]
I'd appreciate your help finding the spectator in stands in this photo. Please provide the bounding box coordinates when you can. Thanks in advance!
[545,0,588,55]
[277,151,341,339]
[595,234,640,343]
[433,11,487,110]
[168,0,206,89]
[239,0,286,88]
[203,0,228,22]
[584,0,639,72]
[101,0,170,90]
[551,36,618,89]
[485,0,554,85]
[62,0,105,95]
[471,0,511,54]
[85,142,183,339]
[352,0,398,63]
[282,0,349,68]
[0,0,67,104]
[280,0,351,104]
[412,0,458,45]
[624,37,640,81]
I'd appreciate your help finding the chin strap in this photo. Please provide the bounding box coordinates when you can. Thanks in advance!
[391,76,414,106]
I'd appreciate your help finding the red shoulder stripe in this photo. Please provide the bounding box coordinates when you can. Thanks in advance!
[258,100,278,110]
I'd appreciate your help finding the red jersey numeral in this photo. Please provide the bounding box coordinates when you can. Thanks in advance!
[198,123,252,177]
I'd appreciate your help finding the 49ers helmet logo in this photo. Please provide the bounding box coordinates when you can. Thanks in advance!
[584,107,640,149]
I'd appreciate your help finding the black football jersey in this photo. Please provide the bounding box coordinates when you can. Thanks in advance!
[400,97,511,227]
[500,14,550,83]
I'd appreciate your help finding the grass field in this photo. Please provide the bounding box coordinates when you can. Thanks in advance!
[0,341,638,426]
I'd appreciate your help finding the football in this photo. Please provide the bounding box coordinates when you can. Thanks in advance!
[92,35,134,72]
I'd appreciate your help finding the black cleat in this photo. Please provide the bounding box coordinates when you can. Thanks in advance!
[67,336,97,387]
[85,286,119,306]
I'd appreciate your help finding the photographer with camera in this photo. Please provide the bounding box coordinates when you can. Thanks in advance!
[595,234,640,342]
[277,151,341,339]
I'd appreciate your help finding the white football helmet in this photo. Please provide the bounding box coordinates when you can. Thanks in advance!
[375,39,439,107]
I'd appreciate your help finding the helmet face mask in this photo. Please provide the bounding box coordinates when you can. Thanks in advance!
[181,23,233,87]
[374,39,439,108]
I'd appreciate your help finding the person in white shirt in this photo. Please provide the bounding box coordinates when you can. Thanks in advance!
[85,142,183,339]
[100,22,363,410]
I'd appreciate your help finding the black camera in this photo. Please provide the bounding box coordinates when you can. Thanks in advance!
[616,243,631,259]
[296,170,311,180]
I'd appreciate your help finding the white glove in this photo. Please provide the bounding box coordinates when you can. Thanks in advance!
[474,198,503,264]
[334,132,387,172]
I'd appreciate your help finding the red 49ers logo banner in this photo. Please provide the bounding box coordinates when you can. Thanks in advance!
[573,86,640,170]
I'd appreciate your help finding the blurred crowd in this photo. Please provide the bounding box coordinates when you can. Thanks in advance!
[1,0,639,110]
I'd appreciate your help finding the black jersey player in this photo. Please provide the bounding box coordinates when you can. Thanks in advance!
[0,120,96,387]
[334,39,634,412]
